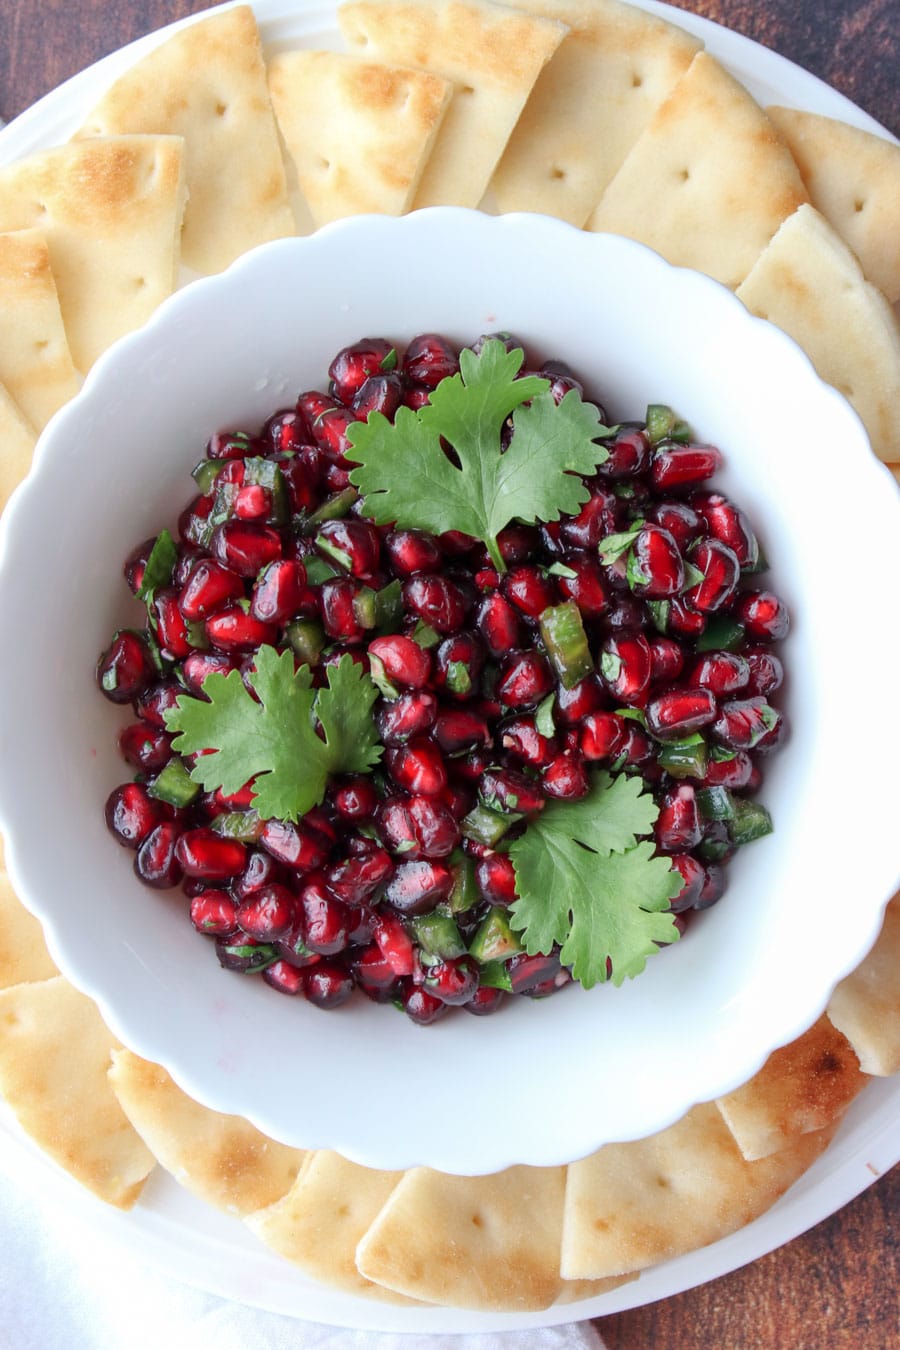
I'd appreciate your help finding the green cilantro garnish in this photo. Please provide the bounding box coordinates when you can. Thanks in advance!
[136,528,178,607]
[346,339,613,571]
[508,773,682,989]
[163,647,381,822]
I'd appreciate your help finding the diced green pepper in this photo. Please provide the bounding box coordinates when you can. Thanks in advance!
[460,803,520,847]
[407,910,466,962]
[728,798,774,845]
[285,618,325,665]
[657,734,708,780]
[539,601,593,689]
[148,756,200,808]
[469,907,525,963]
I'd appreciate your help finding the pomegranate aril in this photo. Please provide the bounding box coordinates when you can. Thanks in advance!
[650,442,722,491]
[318,577,367,643]
[179,559,244,621]
[688,650,749,695]
[298,878,351,954]
[463,986,505,1015]
[118,723,173,773]
[105,783,164,848]
[506,950,563,994]
[645,687,717,739]
[383,859,453,914]
[332,776,379,821]
[325,845,394,903]
[259,818,331,872]
[97,630,155,704]
[434,632,485,698]
[554,674,605,725]
[496,650,554,708]
[372,911,416,975]
[474,853,519,906]
[215,933,277,973]
[134,678,182,729]
[480,767,545,816]
[265,408,310,454]
[368,633,432,689]
[424,955,480,1005]
[700,749,753,789]
[668,854,707,912]
[175,828,246,880]
[182,650,240,694]
[385,528,442,576]
[134,821,183,888]
[329,337,395,403]
[683,538,741,613]
[502,565,557,618]
[205,606,276,652]
[249,559,308,623]
[475,591,525,655]
[401,983,449,1025]
[579,711,626,761]
[305,963,354,1008]
[557,554,609,617]
[402,573,468,633]
[500,715,556,767]
[560,487,620,548]
[599,632,652,705]
[402,333,459,387]
[744,647,784,697]
[735,590,790,641]
[375,689,438,745]
[597,427,650,479]
[433,707,491,756]
[627,525,684,598]
[237,883,295,940]
[712,697,781,750]
[693,492,760,570]
[262,960,307,995]
[210,521,282,578]
[351,372,404,420]
[542,750,589,799]
[385,738,447,795]
[647,500,701,550]
[648,637,685,685]
[316,518,381,579]
[655,785,702,851]
[207,430,258,461]
[190,890,238,935]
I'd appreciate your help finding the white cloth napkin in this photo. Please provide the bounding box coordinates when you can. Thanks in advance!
[0,1160,607,1350]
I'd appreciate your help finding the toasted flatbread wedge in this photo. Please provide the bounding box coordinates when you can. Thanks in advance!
[736,203,900,461]
[0,976,154,1208]
[0,136,186,372]
[0,384,38,517]
[0,230,80,429]
[715,1016,869,1161]
[108,1048,305,1216]
[268,50,452,225]
[768,107,900,303]
[585,51,808,288]
[827,893,900,1075]
[246,1150,413,1303]
[77,5,294,273]
[338,0,568,209]
[560,1102,836,1279]
[0,847,58,987]
[355,1163,630,1310]
[491,0,701,226]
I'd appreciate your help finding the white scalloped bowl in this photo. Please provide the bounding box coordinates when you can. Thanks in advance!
[0,209,898,1176]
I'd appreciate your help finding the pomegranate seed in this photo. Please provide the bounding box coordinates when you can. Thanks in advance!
[237,883,295,940]
[402,333,459,387]
[232,483,271,520]
[402,573,468,633]
[150,587,192,659]
[602,594,645,634]
[434,632,485,698]
[645,687,717,739]
[331,776,379,820]
[118,723,173,772]
[384,859,453,914]
[507,950,564,994]
[744,647,784,697]
[281,448,324,512]
[424,955,480,1005]
[97,630,155,704]
[207,430,259,460]
[401,983,449,1024]
[664,596,708,639]
[234,849,285,899]
[496,650,554,708]
[684,538,741,613]
[352,372,404,420]
[134,821,183,888]
[105,782,164,848]
[693,492,760,569]
[260,819,331,872]
[353,944,399,994]
[500,715,556,767]
[178,559,244,621]
[305,963,354,1008]
[175,829,246,880]
[700,749,753,789]
[655,785,702,851]
[668,854,707,912]
[329,338,395,403]
[599,632,652,705]
[712,697,781,750]
[560,487,620,548]
[181,650,240,694]
[648,637,685,684]
[475,853,519,906]
[190,890,238,935]
[688,650,749,695]
[464,986,505,1015]
[627,525,684,598]
[318,577,367,642]
[433,707,491,755]
[210,521,282,578]
[316,518,381,578]
[542,750,590,799]
[325,845,394,903]
[695,865,727,909]
[385,738,447,795]
[385,528,442,576]
[178,494,214,547]
[503,565,557,618]
[647,500,701,550]
[265,408,310,454]
[650,442,722,491]
[372,911,416,975]
[375,689,438,745]
[298,877,351,954]
[134,678,182,729]
[205,606,276,652]
[480,767,545,815]
[580,711,627,760]
[263,960,307,995]
[598,426,650,478]
[735,590,790,641]
[554,674,605,725]
[557,555,609,617]
[475,591,525,655]
[368,634,432,689]
[249,559,308,623]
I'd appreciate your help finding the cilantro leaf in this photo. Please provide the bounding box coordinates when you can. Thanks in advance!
[136,529,178,607]
[508,774,682,989]
[163,647,381,822]
[347,340,611,571]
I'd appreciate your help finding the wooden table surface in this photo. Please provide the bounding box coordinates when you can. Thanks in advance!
[0,2,897,1347]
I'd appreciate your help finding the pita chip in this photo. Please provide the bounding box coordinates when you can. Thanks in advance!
[768,106,900,303]
[0,383,38,516]
[76,6,293,274]
[736,203,900,461]
[561,1102,836,1279]
[0,976,154,1208]
[268,50,452,225]
[108,1048,305,1216]
[585,51,808,288]
[0,230,80,430]
[491,0,701,226]
[0,847,57,988]
[355,1163,629,1310]
[246,1150,412,1302]
[827,893,900,1076]
[0,136,187,372]
[715,1016,869,1161]
[338,0,568,209]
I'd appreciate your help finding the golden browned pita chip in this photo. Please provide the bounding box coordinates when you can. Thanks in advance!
[0,976,154,1208]
[0,230,80,429]
[490,0,701,226]
[268,50,452,225]
[0,846,58,988]
[768,106,900,303]
[0,136,186,372]
[355,1163,631,1310]
[585,51,808,288]
[338,0,567,209]
[827,894,900,1075]
[0,383,38,516]
[560,1103,836,1279]
[736,203,900,461]
[715,1016,869,1161]
[108,1048,305,1216]
[77,6,293,273]
[246,1150,413,1303]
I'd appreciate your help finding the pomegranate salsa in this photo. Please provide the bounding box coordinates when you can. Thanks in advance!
[97,333,788,1025]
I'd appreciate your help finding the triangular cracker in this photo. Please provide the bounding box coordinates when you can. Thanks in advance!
[715,1016,869,1161]
[0,383,38,516]
[0,230,80,430]
[108,1048,305,1216]
[560,1102,836,1279]
[491,0,701,226]
[827,893,900,1075]
[0,136,187,372]
[0,976,154,1208]
[338,0,568,209]
[76,6,294,273]
[736,203,900,461]
[768,106,900,303]
[0,845,58,988]
[268,49,452,225]
[585,51,808,288]
[355,1163,629,1310]
[246,1150,412,1303]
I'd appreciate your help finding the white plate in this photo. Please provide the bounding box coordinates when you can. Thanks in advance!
[0,0,897,1330]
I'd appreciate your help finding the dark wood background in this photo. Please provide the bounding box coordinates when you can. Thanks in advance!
[0,2,897,1346]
